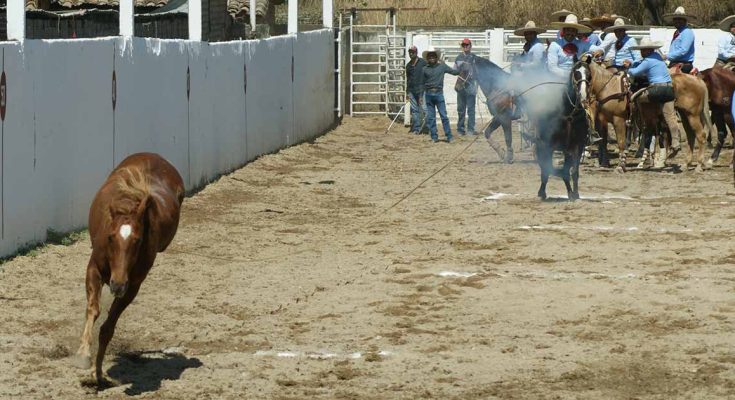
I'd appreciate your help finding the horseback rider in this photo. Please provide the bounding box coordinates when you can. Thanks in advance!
[551,9,574,39]
[513,21,546,73]
[663,6,697,74]
[623,37,683,164]
[405,45,427,135]
[547,14,602,81]
[590,14,624,65]
[593,18,641,71]
[716,15,735,71]
[578,18,602,47]
[454,38,478,136]
[422,47,460,143]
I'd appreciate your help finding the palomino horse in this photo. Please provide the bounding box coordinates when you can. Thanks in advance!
[75,152,185,385]
[532,68,589,200]
[700,67,735,162]
[634,72,713,172]
[461,57,516,163]
[574,55,631,171]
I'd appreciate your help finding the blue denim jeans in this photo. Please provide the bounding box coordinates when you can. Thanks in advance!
[456,90,476,134]
[425,91,452,141]
[408,91,427,132]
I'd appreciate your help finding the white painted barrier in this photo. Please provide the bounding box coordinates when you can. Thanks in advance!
[0,30,336,257]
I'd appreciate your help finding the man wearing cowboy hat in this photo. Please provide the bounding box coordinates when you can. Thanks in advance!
[552,9,574,39]
[716,15,735,71]
[454,38,478,136]
[663,6,697,74]
[623,37,682,163]
[578,18,602,46]
[406,45,428,135]
[593,18,641,70]
[422,47,460,143]
[513,21,546,72]
[590,14,625,63]
[547,14,602,80]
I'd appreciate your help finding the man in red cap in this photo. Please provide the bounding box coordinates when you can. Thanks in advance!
[405,45,427,134]
[453,38,478,135]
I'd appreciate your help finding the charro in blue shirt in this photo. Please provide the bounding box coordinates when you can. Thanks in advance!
[600,35,642,67]
[718,32,735,61]
[628,52,672,84]
[517,38,546,71]
[668,26,695,63]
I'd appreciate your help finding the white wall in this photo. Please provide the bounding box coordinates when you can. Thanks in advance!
[0,30,336,257]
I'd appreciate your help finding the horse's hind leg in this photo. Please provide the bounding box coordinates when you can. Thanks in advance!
[613,116,628,172]
[502,119,514,164]
[562,153,576,200]
[94,283,141,385]
[484,117,506,160]
[537,147,551,200]
[74,259,102,370]
[682,112,706,171]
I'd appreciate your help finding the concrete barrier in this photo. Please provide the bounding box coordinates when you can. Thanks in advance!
[0,29,336,257]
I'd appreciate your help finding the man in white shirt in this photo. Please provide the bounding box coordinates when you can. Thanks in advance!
[547,14,602,80]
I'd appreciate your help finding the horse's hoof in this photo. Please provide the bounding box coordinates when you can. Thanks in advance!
[705,159,714,169]
[538,192,547,200]
[71,354,92,370]
[695,165,704,173]
[615,165,625,174]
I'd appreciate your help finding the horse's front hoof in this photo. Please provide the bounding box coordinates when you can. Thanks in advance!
[615,165,625,174]
[538,192,547,200]
[695,164,704,173]
[71,353,91,370]
[705,159,714,170]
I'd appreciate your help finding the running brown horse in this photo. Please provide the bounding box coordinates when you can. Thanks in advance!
[74,152,185,385]
[700,67,735,162]
[574,55,631,171]
[462,57,516,163]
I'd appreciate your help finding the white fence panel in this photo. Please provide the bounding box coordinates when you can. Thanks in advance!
[293,30,335,144]
[246,35,294,159]
[188,41,249,188]
[114,38,190,185]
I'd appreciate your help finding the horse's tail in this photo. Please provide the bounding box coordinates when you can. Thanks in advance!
[701,84,714,142]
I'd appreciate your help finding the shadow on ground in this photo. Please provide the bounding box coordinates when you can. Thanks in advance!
[106,352,203,395]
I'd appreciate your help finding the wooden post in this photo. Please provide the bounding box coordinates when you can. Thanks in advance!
[323,0,333,29]
[250,0,256,32]
[7,0,25,41]
[189,0,203,40]
[288,0,297,34]
[119,0,134,37]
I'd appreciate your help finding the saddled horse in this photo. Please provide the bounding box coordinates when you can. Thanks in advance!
[460,57,516,163]
[75,152,185,385]
[634,72,713,172]
[573,55,632,171]
[530,68,590,200]
[700,67,735,162]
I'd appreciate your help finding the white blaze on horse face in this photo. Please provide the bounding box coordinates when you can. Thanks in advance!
[119,224,132,240]
[577,67,588,102]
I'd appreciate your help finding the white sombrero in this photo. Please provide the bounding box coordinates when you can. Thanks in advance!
[422,46,442,59]
[662,6,698,24]
[514,21,546,36]
[630,37,663,50]
[719,15,735,32]
[551,9,574,20]
[550,14,592,33]
[603,18,637,33]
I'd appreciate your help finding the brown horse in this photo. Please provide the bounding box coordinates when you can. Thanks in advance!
[634,72,714,172]
[574,56,631,171]
[74,152,185,385]
[700,67,735,162]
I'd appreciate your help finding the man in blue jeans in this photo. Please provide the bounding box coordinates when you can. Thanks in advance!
[405,46,427,134]
[454,38,478,135]
[422,47,460,143]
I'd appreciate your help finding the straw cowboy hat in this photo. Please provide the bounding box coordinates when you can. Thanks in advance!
[719,15,735,32]
[551,14,592,33]
[662,6,698,24]
[514,21,546,36]
[551,9,574,20]
[603,18,637,33]
[630,37,663,50]
[579,17,595,29]
[422,47,442,59]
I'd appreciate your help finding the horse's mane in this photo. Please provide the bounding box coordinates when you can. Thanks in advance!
[110,166,151,216]
[474,56,505,74]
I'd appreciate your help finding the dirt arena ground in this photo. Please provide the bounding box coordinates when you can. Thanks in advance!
[2,116,735,399]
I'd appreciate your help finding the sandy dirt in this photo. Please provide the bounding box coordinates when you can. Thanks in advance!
[2,116,735,399]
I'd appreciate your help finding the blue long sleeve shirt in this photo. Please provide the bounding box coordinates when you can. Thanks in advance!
[547,38,601,79]
[517,39,546,70]
[668,26,695,63]
[718,32,735,61]
[628,52,672,84]
[607,35,642,66]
